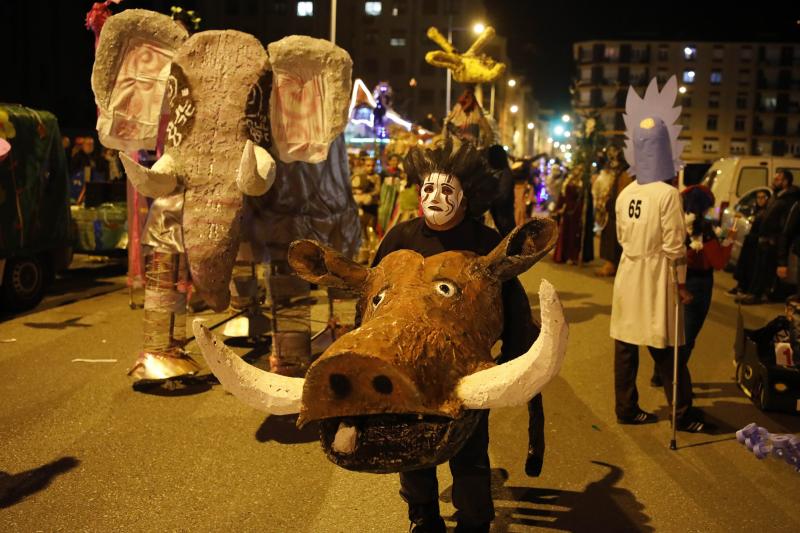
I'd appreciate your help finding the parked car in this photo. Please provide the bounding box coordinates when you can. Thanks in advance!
[702,156,800,221]
[719,187,772,266]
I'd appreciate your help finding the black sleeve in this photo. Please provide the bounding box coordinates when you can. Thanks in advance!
[496,277,539,364]
[777,201,800,267]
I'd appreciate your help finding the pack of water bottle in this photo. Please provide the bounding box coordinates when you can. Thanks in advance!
[736,423,800,472]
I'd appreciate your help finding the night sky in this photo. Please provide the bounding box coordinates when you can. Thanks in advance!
[2,1,798,130]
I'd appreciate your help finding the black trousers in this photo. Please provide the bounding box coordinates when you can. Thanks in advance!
[614,340,693,422]
[399,395,544,530]
[400,411,493,530]
[749,239,778,297]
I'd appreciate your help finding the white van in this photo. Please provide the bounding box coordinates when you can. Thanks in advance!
[702,157,800,221]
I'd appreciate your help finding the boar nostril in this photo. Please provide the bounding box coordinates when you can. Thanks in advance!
[329,374,351,398]
[372,375,393,395]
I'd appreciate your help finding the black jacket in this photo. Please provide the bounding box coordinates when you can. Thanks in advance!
[761,186,800,238]
[372,217,538,363]
[778,200,800,267]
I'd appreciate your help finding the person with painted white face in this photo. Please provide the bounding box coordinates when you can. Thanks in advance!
[371,139,544,533]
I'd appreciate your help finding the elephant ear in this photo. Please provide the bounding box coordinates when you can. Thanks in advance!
[91,9,188,152]
[267,36,353,164]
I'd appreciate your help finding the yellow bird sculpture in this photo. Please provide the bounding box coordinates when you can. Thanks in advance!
[425,26,506,84]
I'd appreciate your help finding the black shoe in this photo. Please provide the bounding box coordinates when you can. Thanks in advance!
[676,417,716,434]
[525,447,543,477]
[650,374,663,387]
[455,522,491,533]
[738,294,766,305]
[617,410,658,425]
[410,517,446,533]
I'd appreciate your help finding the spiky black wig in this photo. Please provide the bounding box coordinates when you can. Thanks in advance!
[403,138,497,217]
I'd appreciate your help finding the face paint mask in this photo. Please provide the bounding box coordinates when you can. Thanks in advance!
[421,172,464,226]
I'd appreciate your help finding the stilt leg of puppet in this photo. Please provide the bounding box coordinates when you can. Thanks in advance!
[268,261,312,377]
[128,251,200,381]
[525,393,545,477]
[222,243,270,340]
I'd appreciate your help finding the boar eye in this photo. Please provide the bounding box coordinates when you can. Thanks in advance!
[372,290,386,307]
[434,281,457,298]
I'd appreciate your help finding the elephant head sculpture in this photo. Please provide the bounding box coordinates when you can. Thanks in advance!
[91,9,352,310]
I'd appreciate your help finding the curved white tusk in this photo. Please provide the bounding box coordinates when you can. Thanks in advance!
[236,140,276,196]
[119,152,179,198]
[192,319,303,415]
[455,279,568,409]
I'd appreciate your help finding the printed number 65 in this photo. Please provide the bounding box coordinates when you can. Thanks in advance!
[628,199,642,219]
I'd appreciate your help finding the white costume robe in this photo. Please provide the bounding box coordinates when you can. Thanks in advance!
[610,181,687,348]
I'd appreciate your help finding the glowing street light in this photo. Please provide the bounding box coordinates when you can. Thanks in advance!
[562,114,571,122]
[564,131,571,138]
[553,141,560,148]
[510,104,519,113]
[527,122,535,130]
[507,79,517,88]
[547,137,553,143]
[472,22,485,34]
[554,125,564,136]
[678,86,687,94]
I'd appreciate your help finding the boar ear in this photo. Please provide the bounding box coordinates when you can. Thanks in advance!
[477,217,558,282]
[288,240,368,291]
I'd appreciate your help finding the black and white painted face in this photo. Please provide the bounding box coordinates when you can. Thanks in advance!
[421,172,464,226]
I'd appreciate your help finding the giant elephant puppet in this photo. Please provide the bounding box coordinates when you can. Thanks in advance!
[91,9,353,381]
[193,217,569,473]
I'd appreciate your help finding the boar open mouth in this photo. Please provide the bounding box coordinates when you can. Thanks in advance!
[319,412,482,473]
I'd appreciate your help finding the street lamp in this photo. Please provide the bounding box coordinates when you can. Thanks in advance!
[472,22,485,34]
[678,86,687,94]
[508,79,517,88]
[554,125,564,136]
[562,114,571,122]
[510,104,519,113]
[527,122,534,130]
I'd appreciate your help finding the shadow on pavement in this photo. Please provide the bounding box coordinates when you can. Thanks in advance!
[0,456,80,509]
[561,303,612,325]
[23,316,92,330]
[441,462,652,532]
[653,381,800,435]
[256,414,319,444]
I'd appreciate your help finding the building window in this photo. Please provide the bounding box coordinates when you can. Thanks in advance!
[681,138,692,153]
[736,93,748,109]
[682,96,692,108]
[710,70,722,84]
[708,93,720,109]
[657,45,669,62]
[707,115,718,131]
[762,95,777,110]
[735,116,746,131]
[731,140,747,155]
[741,46,753,61]
[683,70,696,84]
[296,1,313,16]
[392,7,398,16]
[272,1,288,14]
[390,38,406,46]
[604,46,619,61]
[364,1,382,15]
[681,114,691,129]
[683,45,697,60]
[712,46,724,61]
[702,139,719,153]
[364,29,378,45]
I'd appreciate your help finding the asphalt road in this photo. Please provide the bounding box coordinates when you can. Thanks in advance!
[1,257,799,532]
